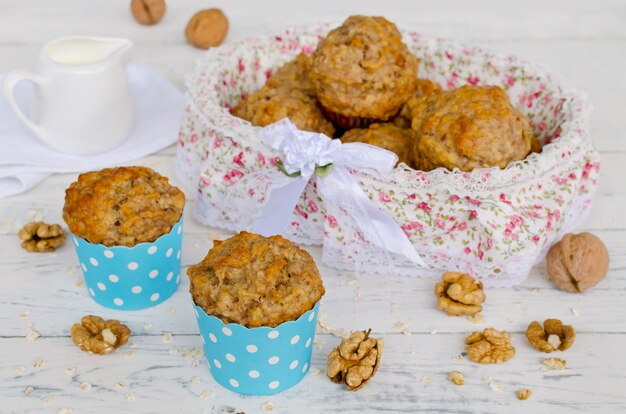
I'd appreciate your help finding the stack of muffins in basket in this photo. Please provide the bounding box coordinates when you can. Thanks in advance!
[232,15,541,172]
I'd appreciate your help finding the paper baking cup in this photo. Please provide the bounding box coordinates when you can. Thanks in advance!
[70,216,183,310]
[193,301,320,395]
[320,105,380,130]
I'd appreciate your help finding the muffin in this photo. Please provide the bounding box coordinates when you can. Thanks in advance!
[265,53,316,94]
[393,78,443,128]
[188,231,325,328]
[63,166,185,247]
[63,166,185,310]
[341,123,415,167]
[232,54,335,136]
[410,85,540,171]
[309,15,419,129]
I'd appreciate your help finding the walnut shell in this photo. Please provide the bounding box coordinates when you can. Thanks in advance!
[185,8,228,49]
[547,232,609,292]
[130,0,166,25]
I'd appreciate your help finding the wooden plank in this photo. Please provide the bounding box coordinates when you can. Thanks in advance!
[2,333,625,413]
[0,229,623,337]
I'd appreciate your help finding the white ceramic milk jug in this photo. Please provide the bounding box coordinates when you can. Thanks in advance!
[2,36,134,155]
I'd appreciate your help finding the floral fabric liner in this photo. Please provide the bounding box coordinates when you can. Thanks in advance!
[175,23,599,287]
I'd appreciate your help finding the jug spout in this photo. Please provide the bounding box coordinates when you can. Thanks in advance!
[43,36,133,67]
[110,38,133,67]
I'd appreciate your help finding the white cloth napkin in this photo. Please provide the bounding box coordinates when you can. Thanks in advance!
[0,64,185,198]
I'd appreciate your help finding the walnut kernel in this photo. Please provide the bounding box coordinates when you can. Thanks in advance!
[542,357,567,371]
[71,315,130,355]
[465,327,515,364]
[130,0,165,25]
[525,319,575,353]
[327,329,383,391]
[18,222,65,252]
[447,370,464,386]
[434,272,486,316]
[547,232,609,292]
[185,8,228,49]
[517,388,532,400]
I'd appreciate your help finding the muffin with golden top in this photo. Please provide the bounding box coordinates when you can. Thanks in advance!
[309,15,419,129]
[341,123,416,167]
[187,231,325,328]
[63,166,185,247]
[410,85,540,172]
[232,54,335,136]
[393,78,443,129]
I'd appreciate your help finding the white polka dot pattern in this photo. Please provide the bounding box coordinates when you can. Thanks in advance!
[70,217,183,311]
[193,301,320,395]
[268,381,280,390]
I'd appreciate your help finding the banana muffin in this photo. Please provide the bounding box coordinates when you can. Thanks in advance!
[232,54,335,136]
[341,123,415,167]
[410,85,540,172]
[310,15,419,128]
[265,53,316,94]
[393,78,443,128]
[63,166,185,247]
[188,231,325,328]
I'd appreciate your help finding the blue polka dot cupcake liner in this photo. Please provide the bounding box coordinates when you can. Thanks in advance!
[70,216,183,310]
[193,301,321,395]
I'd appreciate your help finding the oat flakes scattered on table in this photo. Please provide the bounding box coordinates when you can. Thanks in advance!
[448,370,465,386]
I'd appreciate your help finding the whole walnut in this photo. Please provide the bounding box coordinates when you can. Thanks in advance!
[185,8,229,49]
[547,233,609,292]
[130,0,166,25]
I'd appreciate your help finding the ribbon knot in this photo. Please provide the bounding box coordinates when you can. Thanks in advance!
[253,119,424,266]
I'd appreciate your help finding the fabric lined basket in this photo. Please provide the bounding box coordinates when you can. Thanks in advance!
[176,23,599,287]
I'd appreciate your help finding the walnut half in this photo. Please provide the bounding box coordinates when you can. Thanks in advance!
[434,272,486,316]
[18,222,65,252]
[71,315,131,355]
[525,319,575,353]
[327,329,383,391]
[465,327,515,364]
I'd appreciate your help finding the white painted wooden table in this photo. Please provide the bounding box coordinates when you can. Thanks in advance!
[2,1,626,413]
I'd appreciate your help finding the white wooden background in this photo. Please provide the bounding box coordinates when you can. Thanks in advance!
[1,1,626,413]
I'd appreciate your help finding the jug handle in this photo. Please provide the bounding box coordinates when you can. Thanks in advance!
[2,71,47,140]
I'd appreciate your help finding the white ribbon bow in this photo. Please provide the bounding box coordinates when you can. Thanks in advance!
[252,119,424,266]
